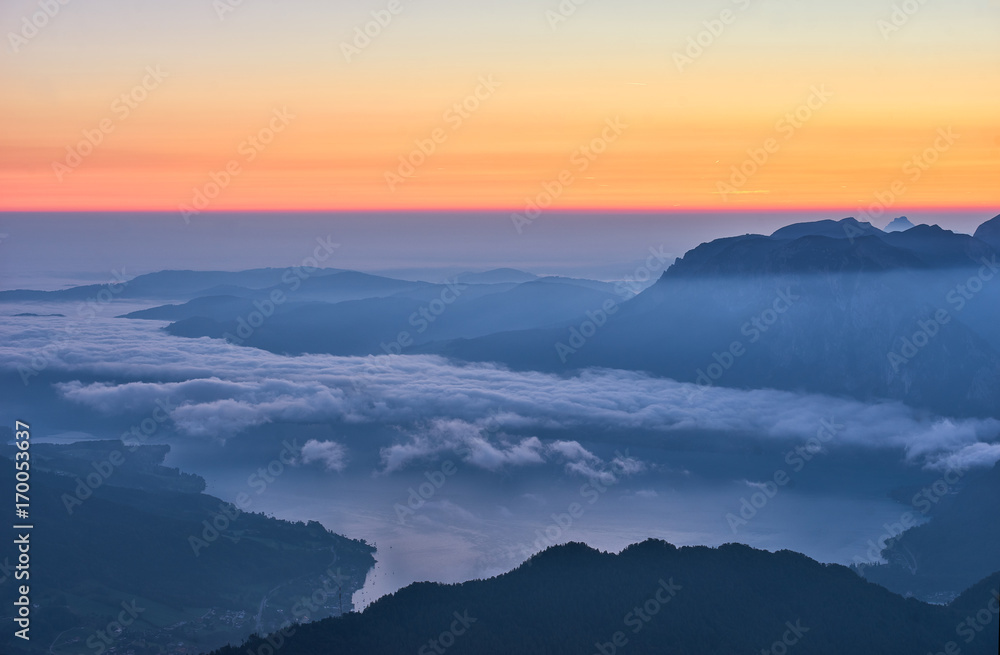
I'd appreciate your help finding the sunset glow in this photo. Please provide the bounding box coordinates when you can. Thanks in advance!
[2,0,997,212]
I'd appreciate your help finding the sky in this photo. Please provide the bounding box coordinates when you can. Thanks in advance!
[1,0,998,212]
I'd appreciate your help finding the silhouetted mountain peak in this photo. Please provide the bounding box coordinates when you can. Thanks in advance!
[885,216,916,232]
[619,538,679,557]
[905,223,947,236]
[522,541,605,569]
[662,217,996,278]
[770,217,881,241]
[881,223,996,267]
[664,231,925,277]
[974,213,1000,251]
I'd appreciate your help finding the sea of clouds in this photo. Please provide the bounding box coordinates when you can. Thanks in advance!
[1,309,998,476]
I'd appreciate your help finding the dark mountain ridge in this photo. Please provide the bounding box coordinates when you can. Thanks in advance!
[667,218,996,277]
[211,539,1000,655]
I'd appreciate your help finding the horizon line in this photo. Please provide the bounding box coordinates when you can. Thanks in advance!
[1,205,997,217]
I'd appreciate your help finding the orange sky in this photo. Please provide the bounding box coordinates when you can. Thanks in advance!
[1,0,997,213]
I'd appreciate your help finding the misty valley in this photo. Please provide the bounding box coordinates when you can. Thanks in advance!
[1,215,1000,653]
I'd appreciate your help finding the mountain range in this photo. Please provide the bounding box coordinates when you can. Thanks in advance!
[211,539,1000,655]
[434,216,1000,417]
[5,215,999,417]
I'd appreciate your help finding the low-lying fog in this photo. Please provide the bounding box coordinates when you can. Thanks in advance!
[3,303,995,608]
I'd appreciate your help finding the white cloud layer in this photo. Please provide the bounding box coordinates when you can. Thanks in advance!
[299,439,349,472]
[2,314,999,472]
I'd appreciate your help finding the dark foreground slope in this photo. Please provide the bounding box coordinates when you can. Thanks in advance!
[0,441,375,655]
[211,540,1000,655]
